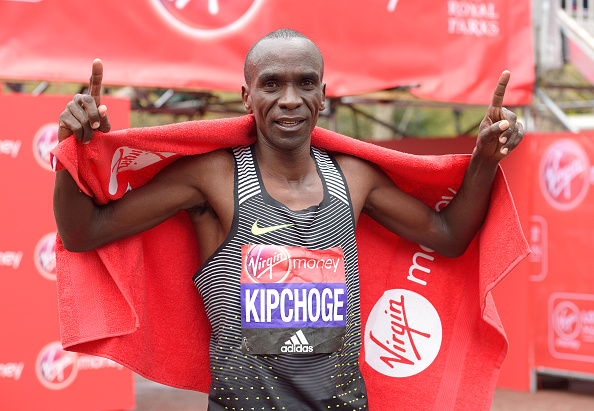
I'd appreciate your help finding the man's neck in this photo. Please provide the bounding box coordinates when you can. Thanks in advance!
[254,140,315,183]
[254,140,323,210]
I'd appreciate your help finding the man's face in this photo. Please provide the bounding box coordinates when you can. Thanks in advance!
[242,37,326,150]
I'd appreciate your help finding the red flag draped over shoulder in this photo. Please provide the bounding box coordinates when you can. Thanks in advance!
[0,0,533,105]
[51,115,529,410]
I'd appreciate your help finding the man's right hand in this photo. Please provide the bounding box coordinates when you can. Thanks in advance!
[58,58,111,143]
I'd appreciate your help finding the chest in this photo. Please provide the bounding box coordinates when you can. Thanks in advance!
[259,169,324,211]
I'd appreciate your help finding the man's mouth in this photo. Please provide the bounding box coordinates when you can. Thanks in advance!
[276,119,304,127]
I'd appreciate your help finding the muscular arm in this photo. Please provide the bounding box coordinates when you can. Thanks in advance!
[340,71,523,258]
[53,59,234,252]
[53,154,211,252]
[354,149,500,258]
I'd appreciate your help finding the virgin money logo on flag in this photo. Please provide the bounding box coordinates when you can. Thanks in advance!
[364,289,442,378]
[240,244,347,355]
[109,147,177,196]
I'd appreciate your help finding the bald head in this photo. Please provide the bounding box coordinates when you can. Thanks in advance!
[244,29,324,85]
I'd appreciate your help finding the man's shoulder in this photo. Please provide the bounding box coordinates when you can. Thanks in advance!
[328,149,387,193]
[172,148,235,176]
[192,147,234,161]
[328,150,373,171]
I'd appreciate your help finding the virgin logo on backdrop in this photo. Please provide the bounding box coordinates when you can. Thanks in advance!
[540,139,591,211]
[364,289,442,377]
[32,123,59,171]
[549,293,594,362]
[36,342,78,390]
[553,300,581,342]
[34,233,56,281]
[150,0,265,37]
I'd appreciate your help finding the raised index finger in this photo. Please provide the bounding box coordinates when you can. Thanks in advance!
[89,58,104,107]
[490,70,510,108]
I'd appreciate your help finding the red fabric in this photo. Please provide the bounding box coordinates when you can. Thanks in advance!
[0,0,534,105]
[51,115,529,410]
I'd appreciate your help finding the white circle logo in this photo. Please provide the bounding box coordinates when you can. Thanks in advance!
[34,232,57,281]
[540,139,590,211]
[245,244,290,283]
[32,123,59,171]
[150,0,264,38]
[552,300,581,341]
[364,289,442,377]
[36,342,78,390]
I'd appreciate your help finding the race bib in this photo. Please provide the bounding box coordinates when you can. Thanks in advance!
[240,244,347,355]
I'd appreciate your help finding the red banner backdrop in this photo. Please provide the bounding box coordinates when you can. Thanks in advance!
[382,132,594,389]
[529,132,594,377]
[0,93,134,411]
[0,0,533,105]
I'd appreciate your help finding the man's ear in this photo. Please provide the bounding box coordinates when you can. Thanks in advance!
[320,82,327,111]
[241,84,252,114]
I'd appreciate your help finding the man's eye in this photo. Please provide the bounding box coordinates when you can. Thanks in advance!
[301,80,314,87]
[263,82,278,88]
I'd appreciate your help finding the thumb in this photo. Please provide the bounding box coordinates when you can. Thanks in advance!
[97,105,111,133]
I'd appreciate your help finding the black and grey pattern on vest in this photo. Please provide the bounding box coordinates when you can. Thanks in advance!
[193,145,368,410]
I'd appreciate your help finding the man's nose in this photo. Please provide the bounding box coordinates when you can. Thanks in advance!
[278,85,302,109]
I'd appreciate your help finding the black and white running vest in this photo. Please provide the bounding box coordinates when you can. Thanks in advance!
[193,144,368,410]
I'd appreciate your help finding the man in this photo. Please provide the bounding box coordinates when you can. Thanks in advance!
[54,29,522,409]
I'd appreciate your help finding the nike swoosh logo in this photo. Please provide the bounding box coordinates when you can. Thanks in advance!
[251,219,295,236]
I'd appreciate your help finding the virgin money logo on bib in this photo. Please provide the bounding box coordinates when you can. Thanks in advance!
[245,244,290,283]
[150,0,264,37]
[540,139,590,211]
[365,289,442,378]
[241,244,347,355]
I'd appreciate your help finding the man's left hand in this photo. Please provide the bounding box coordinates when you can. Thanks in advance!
[475,70,524,162]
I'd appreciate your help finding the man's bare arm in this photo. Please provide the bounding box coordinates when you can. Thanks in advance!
[436,70,523,255]
[53,156,212,252]
[53,60,214,252]
[347,71,523,258]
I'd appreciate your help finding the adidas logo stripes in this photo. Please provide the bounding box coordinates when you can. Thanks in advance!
[281,330,313,353]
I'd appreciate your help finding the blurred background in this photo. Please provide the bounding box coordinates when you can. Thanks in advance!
[1,0,594,409]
